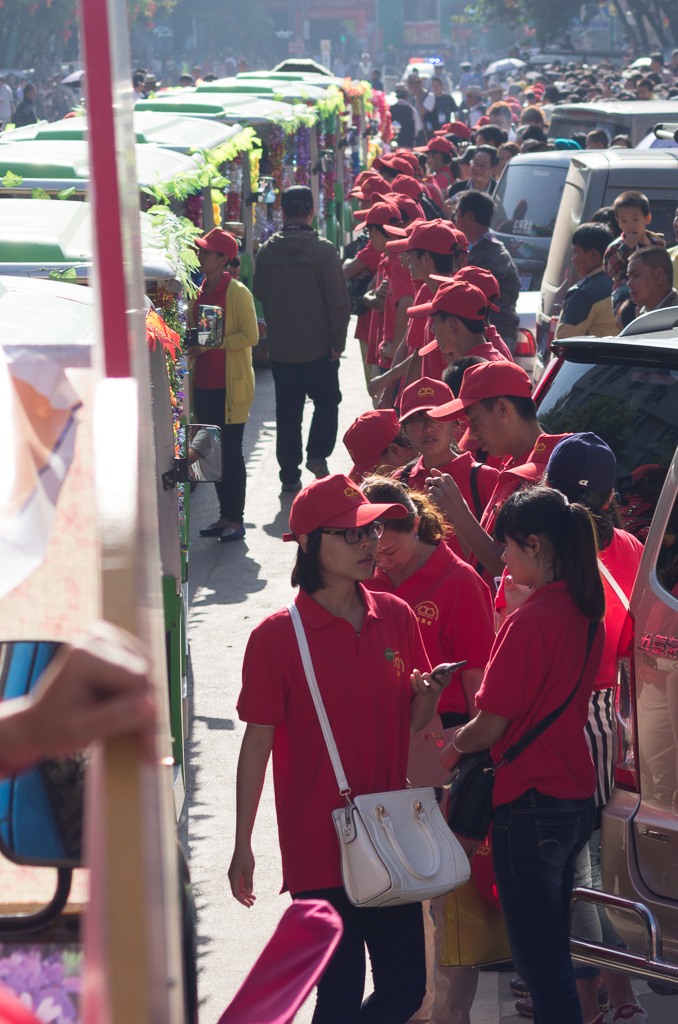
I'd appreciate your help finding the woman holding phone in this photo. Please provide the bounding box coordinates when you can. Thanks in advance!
[444,487,605,1024]
[229,474,455,1024]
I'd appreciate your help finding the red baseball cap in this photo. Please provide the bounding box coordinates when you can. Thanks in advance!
[348,175,392,200]
[428,360,532,421]
[434,268,500,310]
[354,201,407,236]
[387,219,468,255]
[372,155,416,177]
[391,193,424,223]
[283,473,407,541]
[395,150,421,174]
[435,122,473,141]
[195,228,238,260]
[390,174,424,200]
[475,116,491,127]
[343,410,401,481]
[408,279,488,320]
[399,377,454,423]
[415,136,455,155]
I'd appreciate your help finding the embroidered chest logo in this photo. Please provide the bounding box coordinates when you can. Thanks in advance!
[415,600,439,627]
[344,486,360,497]
[384,648,405,674]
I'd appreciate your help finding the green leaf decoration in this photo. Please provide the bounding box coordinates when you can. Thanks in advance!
[2,170,23,188]
[49,267,78,281]
[57,187,77,200]
[31,187,51,200]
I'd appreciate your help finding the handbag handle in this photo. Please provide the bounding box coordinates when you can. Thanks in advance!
[597,558,630,612]
[287,604,351,797]
[500,620,599,768]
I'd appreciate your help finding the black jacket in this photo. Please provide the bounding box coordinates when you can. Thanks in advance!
[467,234,521,344]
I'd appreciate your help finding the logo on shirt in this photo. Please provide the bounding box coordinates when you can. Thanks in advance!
[417,386,435,397]
[415,600,439,626]
[533,441,546,454]
[343,486,360,498]
[384,648,405,674]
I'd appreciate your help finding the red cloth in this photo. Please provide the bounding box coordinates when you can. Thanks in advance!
[595,530,643,688]
[0,989,41,1024]
[399,451,498,561]
[406,282,433,356]
[191,273,231,390]
[465,339,509,363]
[432,168,455,194]
[424,179,445,207]
[484,323,514,362]
[237,587,430,893]
[366,541,494,714]
[366,256,388,367]
[218,900,343,1024]
[476,581,605,805]
[380,253,414,369]
[355,241,384,345]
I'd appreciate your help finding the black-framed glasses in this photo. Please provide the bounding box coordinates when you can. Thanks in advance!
[321,521,385,545]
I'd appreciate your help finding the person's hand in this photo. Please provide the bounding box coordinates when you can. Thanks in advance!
[410,665,453,697]
[622,231,638,249]
[377,388,394,409]
[8,622,155,773]
[368,375,387,398]
[376,280,389,299]
[330,348,341,361]
[426,468,468,522]
[228,844,256,907]
[504,574,533,614]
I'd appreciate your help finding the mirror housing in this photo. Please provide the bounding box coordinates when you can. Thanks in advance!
[162,425,223,490]
[188,305,223,349]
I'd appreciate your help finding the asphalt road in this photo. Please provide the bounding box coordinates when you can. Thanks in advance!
[178,328,676,1024]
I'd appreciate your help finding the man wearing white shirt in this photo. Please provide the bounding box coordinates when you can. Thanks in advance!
[0,77,14,126]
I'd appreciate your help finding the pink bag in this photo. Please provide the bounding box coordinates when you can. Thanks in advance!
[218,900,343,1024]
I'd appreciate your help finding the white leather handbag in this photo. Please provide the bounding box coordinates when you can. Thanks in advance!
[288,604,470,909]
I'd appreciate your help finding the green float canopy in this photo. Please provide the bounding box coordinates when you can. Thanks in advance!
[0,199,177,282]
[195,78,325,102]
[0,275,96,350]
[0,139,203,194]
[1,113,243,154]
[135,92,313,128]
[237,71,345,89]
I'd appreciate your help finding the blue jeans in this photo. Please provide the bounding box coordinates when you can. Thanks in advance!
[492,789,595,1024]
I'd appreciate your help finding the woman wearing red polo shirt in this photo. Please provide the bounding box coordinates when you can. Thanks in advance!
[445,487,605,1024]
[362,476,494,1024]
[229,474,454,1024]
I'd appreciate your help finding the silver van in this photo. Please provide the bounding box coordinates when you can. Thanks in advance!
[537,149,678,348]
[548,102,678,147]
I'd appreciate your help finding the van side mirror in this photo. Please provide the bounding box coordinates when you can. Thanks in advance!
[189,305,223,348]
[162,425,223,490]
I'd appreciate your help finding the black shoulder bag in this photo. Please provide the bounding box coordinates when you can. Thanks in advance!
[446,621,599,841]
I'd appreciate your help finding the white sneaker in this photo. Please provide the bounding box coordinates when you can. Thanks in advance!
[612,1003,647,1024]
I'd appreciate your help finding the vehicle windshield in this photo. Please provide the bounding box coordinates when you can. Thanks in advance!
[548,115,630,141]
[542,180,584,293]
[493,164,569,238]
[537,359,678,537]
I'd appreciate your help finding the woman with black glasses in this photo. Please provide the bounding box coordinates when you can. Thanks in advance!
[229,474,454,1024]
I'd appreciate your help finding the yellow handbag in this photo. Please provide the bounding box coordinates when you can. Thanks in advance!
[440,873,512,968]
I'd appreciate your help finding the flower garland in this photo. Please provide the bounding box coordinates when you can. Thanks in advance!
[224,156,243,222]
[182,193,203,228]
[322,118,337,224]
[268,125,286,211]
[294,125,311,186]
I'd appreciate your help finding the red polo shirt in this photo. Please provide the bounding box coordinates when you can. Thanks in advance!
[596,529,643,688]
[466,339,509,363]
[406,282,434,356]
[237,586,430,894]
[191,273,231,389]
[485,324,514,362]
[476,581,605,805]
[355,241,382,345]
[366,542,494,714]
[399,451,498,560]
[381,253,415,369]
[366,255,388,367]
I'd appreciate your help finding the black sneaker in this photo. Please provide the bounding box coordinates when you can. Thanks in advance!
[306,458,329,479]
[281,479,302,493]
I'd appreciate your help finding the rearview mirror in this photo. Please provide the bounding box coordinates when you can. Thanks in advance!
[189,304,223,348]
[0,642,83,868]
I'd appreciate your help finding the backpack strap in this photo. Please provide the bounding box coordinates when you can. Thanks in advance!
[469,463,483,520]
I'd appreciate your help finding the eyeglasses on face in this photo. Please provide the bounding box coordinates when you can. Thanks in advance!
[321,521,385,544]
[471,160,492,171]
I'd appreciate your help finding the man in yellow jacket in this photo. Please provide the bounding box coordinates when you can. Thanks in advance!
[189,228,258,542]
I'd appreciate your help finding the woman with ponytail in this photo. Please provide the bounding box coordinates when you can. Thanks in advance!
[444,486,605,1024]
[362,476,495,1024]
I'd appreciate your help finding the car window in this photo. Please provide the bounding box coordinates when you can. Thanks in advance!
[537,360,678,540]
[548,116,630,141]
[603,190,677,248]
[493,164,569,238]
[656,488,678,599]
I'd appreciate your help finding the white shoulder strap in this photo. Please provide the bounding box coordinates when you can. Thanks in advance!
[597,557,630,612]
[287,604,351,796]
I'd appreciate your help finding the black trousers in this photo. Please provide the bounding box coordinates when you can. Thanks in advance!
[270,354,342,484]
[192,388,246,523]
[293,887,426,1024]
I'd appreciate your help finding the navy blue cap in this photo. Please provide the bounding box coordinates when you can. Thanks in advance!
[546,432,616,491]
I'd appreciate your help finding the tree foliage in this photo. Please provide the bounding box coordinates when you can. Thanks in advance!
[472,0,576,47]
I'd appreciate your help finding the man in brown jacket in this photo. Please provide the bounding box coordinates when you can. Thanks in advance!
[254,186,351,491]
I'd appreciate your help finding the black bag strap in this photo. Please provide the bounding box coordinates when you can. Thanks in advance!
[399,458,419,487]
[469,463,483,520]
[499,620,599,768]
